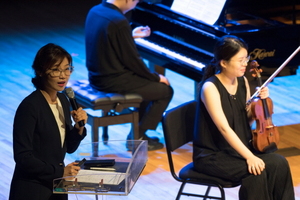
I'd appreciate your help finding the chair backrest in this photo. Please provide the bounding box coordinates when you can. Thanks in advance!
[162,101,241,199]
[162,100,197,181]
[162,100,197,151]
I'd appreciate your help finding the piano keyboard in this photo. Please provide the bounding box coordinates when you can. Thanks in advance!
[135,38,205,70]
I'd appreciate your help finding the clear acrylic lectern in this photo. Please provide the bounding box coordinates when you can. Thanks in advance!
[53,140,147,197]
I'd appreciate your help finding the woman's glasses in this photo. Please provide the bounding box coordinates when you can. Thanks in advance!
[230,56,250,65]
[48,66,74,77]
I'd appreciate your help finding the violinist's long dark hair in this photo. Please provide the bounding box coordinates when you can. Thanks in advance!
[31,43,72,90]
[198,35,248,90]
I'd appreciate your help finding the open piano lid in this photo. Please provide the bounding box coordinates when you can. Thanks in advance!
[132,0,300,78]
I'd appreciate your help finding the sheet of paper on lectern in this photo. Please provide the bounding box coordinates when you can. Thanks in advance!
[75,170,126,185]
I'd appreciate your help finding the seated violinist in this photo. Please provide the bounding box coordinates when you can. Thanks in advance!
[193,35,295,199]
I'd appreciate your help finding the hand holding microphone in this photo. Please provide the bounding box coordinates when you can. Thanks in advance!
[65,87,86,127]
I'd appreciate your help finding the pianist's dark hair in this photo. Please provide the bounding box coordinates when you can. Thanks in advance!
[197,35,248,91]
[31,43,72,90]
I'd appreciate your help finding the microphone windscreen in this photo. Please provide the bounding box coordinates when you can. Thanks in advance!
[64,87,84,127]
[65,87,75,99]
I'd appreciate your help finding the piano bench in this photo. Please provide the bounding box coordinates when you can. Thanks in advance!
[67,80,143,146]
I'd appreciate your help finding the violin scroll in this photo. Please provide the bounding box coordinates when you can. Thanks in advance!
[249,60,263,78]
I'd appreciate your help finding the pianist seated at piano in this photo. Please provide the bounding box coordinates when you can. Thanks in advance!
[193,35,295,199]
[85,0,174,151]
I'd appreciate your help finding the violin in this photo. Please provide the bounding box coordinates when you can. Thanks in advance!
[249,61,279,153]
[246,46,300,153]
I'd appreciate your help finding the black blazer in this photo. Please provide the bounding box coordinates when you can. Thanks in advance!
[10,90,86,200]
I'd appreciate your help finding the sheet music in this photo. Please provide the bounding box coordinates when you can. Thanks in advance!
[170,0,226,25]
[75,170,126,185]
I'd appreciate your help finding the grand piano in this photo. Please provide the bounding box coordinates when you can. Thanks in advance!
[129,0,300,83]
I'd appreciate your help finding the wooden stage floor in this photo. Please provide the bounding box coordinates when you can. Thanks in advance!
[0,1,299,199]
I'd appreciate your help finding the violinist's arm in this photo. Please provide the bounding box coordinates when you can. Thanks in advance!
[202,81,253,159]
[201,81,265,175]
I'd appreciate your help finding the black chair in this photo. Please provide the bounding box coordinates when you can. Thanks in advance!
[162,100,240,200]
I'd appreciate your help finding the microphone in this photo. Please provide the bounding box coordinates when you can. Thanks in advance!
[64,87,85,127]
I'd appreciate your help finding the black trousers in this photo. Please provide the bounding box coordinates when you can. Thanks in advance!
[92,73,174,136]
[194,152,295,200]
[128,81,173,132]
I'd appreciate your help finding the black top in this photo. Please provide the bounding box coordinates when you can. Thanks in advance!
[85,1,160,91]
[193,76,253,159]
[10,90,86,194]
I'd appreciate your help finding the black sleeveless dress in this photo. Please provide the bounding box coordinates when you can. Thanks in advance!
[193,75,252,159]
[193,75,295,200]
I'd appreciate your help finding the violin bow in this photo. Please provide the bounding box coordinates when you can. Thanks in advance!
[249,46,300,100]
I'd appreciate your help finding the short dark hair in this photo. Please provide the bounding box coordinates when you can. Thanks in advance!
[201,35,248,82]
[214,35,248,62]
[31,43,72,89]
